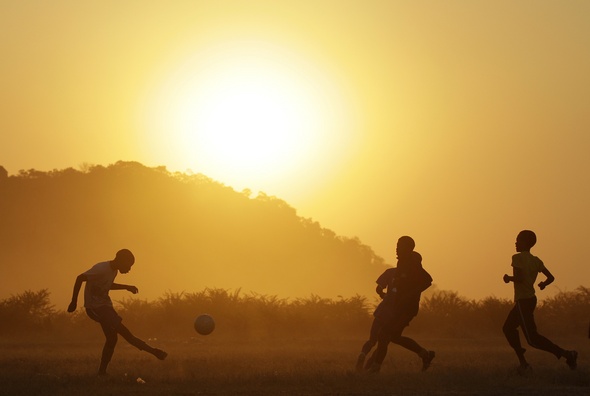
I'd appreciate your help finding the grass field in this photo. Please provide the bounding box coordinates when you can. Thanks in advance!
[0,337,588,395]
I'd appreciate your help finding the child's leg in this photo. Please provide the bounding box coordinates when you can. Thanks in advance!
[393,335,424,354]
[516,298,563,359]
[98,322,118,375]
[357,319,382,371]
[366,335,389,372]
[390,315,420,355]
[503,304,528,366]
[389,314,435,371]
[114,322,167,360]
[361,318,382,355]
[365,318,405,372]
[393,336,435,371]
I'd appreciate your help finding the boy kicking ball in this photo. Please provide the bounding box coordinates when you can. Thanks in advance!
[68,249,167,375]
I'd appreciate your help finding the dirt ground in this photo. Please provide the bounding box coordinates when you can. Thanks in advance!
[0,337,588,395]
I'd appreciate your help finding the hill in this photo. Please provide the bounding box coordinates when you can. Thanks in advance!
[0,161,386,308]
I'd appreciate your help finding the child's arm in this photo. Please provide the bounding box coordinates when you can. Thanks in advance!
[503,267,524,284]
[68,274,87,312]
[538,267,555,290]
[375,284,386,299]
[111,283,139,294]
[375,268,394,299]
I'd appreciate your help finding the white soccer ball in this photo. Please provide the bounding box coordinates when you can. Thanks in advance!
[194,314,215,335]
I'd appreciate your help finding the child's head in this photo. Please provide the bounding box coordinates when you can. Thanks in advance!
[113,248,135,273]
[516,230,536,252]
[396,236,415,258]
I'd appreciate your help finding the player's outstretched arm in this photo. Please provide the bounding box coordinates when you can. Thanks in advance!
[68,274,87,312]
[111,283,139,294]
[538,267,555,290]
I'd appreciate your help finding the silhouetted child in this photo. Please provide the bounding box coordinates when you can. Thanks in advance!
[68,249,167,375]
[358,236,434,373]
[502,230,577,372]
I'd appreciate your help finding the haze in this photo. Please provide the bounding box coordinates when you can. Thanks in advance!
[1,1,589,302]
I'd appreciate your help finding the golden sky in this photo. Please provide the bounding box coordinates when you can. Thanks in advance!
[2,1,589,300]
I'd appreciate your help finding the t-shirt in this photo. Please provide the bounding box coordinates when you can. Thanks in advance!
[83,261,118,308]
[511,251,546,301]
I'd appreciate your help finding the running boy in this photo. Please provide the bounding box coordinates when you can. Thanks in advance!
[68,249,167,375]
[360,236,435,373]
[502,230,577,372]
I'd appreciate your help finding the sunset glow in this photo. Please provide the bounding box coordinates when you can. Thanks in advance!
[2,1,590,305]
[141,40,358,194]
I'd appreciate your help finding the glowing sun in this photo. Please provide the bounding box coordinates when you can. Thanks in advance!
[141,40,357,195]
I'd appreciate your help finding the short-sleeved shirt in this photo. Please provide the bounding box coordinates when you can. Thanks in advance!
[511,251,546,301]
[83,261,117,308]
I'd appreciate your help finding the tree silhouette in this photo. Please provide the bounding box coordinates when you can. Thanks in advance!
[0,161,386,308]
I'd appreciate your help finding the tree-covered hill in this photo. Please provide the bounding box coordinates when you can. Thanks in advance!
[0,162,386,308]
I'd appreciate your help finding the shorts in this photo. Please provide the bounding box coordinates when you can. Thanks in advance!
[86,305,123,328]
[373,300,395,322]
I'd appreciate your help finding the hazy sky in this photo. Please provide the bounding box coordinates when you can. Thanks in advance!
[2,1,589,300]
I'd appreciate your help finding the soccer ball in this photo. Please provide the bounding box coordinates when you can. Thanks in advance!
[194,314,215,335]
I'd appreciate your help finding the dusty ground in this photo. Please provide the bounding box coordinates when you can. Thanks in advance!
[0,337,588,395]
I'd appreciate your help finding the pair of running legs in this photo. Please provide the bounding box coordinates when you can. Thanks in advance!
[503,297,577,373]
[356,314,434,373]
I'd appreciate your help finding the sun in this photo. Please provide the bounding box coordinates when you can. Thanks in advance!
[179,61,318,181]
[140,40,357,196]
